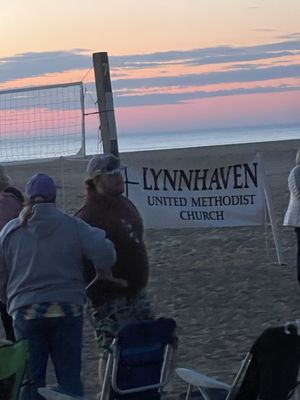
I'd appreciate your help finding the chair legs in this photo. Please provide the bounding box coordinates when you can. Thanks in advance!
[99,354,113,400]
[185,385,193,400]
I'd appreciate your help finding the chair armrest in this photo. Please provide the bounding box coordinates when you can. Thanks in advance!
[37,387,84,400]
[176,368,231,390]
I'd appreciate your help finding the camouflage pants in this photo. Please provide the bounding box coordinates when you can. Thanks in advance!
[87,291,154,356]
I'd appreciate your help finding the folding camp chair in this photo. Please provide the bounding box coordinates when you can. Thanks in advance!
[99,317,178,400]
[176,323,300,400]
[0,339,28,400]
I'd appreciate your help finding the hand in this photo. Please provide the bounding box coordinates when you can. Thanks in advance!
[85,271,128,291]
[97,269,113,280]
[107,277,128,288]
[85,274,128,307]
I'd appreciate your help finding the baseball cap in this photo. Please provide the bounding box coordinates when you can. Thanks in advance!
[86,153,124,178]
[25,173,57,202]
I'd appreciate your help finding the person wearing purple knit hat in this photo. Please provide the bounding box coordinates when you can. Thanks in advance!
[0,172,116,400]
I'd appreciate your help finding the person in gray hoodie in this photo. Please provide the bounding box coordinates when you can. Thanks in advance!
[0,173,116,400]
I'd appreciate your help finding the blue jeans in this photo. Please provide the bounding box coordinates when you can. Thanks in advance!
[13,316,84,400]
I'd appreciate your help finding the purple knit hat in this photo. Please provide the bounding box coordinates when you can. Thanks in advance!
[25,173,56,202]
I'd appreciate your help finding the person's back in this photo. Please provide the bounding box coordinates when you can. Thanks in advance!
[2,202,114,315]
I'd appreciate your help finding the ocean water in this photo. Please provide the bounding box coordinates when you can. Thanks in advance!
[1,123,300,162]
[86,123,300,155]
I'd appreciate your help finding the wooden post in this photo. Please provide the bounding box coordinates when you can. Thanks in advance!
[93,52,119,156]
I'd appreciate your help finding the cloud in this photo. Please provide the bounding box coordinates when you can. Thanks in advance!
[0,40,300,108]
[113,85,300,107]
[0,50,91,82]
[251,28,276,32]
[278,33,300,40]
[110,64,300,91]
[109,40,300,70]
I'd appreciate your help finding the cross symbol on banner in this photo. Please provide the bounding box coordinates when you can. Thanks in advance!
[123,167,139,197]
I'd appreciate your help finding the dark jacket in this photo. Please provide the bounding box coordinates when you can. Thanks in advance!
[75,186,149,306]
[235,325,300,400]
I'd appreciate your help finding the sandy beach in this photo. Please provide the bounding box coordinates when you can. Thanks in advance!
[2,140,300,399]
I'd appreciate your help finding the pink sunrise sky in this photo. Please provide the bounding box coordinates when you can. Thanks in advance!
[0,0,299,134]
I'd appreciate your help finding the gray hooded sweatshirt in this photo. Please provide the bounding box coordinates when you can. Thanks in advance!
[0,203,116,315]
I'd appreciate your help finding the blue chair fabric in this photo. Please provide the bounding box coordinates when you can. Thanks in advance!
[110,317,177,400]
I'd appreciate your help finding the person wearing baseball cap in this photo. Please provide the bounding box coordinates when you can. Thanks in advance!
[76,153,154,393]
[0,172,116,399]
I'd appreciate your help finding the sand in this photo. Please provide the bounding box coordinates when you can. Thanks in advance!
[2,140,300,399]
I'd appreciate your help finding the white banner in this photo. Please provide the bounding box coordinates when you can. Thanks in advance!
[123,152,265,228]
